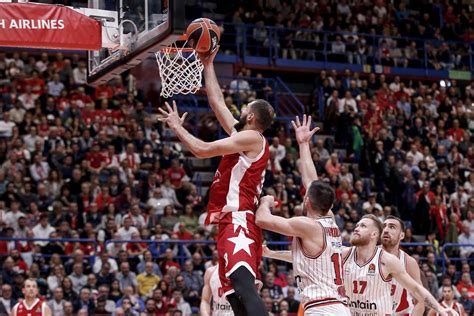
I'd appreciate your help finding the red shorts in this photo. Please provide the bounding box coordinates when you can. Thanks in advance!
[217,211,263,296]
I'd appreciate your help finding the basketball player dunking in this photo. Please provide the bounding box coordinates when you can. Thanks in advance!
[427,286,466,316]
[257,115,350,315]
[343,215,458,316]
[200,264,234,316]
[159,48,273,316]
[12,279,52,316]
[382,216,425,315]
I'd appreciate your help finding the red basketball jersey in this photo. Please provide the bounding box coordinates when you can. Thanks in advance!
[13,298,46,316]
[206,132,269,224]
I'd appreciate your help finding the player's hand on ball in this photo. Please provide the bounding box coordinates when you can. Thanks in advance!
[158,101,188,130]
[292,114,320,144]
[198,45,219,66]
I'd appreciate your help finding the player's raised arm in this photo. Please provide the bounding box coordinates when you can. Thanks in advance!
[255,195,318,238]
[292,115,320,190]
[159,101,261,158]
[406,255,426,316]
[383,252,459,316]
[200,266,213,316]
[199,48,238,135]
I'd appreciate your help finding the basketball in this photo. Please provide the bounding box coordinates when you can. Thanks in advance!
[186,18,221,54]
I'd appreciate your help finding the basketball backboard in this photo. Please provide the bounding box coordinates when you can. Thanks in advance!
[87,0,185,85]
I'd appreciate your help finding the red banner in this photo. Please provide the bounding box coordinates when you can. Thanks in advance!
[0,3,101,50]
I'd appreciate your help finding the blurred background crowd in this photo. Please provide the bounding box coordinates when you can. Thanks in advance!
[0,0,472,315]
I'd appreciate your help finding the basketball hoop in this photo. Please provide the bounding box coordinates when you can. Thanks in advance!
[155,41,204,98]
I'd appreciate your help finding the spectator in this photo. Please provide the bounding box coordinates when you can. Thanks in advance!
[73,287,95,314]
[170,290,191,316]
[456,273,474,300]
[137,262,161,299]
[69,263,87,295]
[117,262,138,292]
[270,137,286,162]
[325,153,341,176]
[458,223,474,259]
[72,62,87,85]
[48,287,66,316]
[459,288,473,315]
[181,260,203,294]
[0,284,16,315]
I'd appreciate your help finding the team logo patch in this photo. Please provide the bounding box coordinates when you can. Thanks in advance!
[367,263,376,275]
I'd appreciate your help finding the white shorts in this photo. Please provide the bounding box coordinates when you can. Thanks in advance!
[305,303,351,315]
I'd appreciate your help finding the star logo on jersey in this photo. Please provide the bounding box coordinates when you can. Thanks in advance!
[228,230,254,255]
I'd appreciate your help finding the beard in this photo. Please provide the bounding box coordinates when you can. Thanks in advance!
[350,232,371,246]
[381,234,399,248]
[234,114,248,131]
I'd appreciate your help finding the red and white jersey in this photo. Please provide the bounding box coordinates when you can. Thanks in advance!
[12,298,47,316]
[206,132,269,224]
[391,249,415,315]
[292,216,348,310]
[435,300,464,316]
[344,247,393,316]
[210,265,234,316]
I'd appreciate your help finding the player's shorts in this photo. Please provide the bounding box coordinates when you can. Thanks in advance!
[304,301,351,315]
[217,210,263,297]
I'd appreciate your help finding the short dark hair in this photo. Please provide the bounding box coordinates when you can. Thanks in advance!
[385,215,405,232]
[249,99,274,131]
[306,181,335,215]
[362,214,383,238]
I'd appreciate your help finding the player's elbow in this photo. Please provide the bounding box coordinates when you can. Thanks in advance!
[193,142,211,159]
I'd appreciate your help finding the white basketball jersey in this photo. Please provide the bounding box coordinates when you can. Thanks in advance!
[292,216,348,310]
[210,266,234,316]
[391,250,415,315]
[344,247,393,316]
[437,300,463,316]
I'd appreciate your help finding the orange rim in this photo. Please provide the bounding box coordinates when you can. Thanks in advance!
[160,47,194,53]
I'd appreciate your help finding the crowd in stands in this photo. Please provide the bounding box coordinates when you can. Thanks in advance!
[223,0,473,69]
[0,39,473,316]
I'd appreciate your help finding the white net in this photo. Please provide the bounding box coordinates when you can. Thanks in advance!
[155,42,204,98]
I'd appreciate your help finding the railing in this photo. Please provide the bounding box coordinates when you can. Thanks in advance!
[440,243,474,272]
[0,237,99,264]
[217,22,474,75]
[4,237,470,275]
[162,75,305,118]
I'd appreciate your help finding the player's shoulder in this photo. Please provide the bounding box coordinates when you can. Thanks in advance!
[379,249,403,271]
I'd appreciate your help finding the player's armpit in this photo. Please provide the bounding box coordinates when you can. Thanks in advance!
[195,130,262,158]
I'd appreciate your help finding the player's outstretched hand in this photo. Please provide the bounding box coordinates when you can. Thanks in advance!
[158,101,188,130]
[262,244,272,258]
[292,114,320,144]
[198,45,220,68]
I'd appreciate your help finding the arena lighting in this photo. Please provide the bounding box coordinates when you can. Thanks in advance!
[440,80,452,87]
